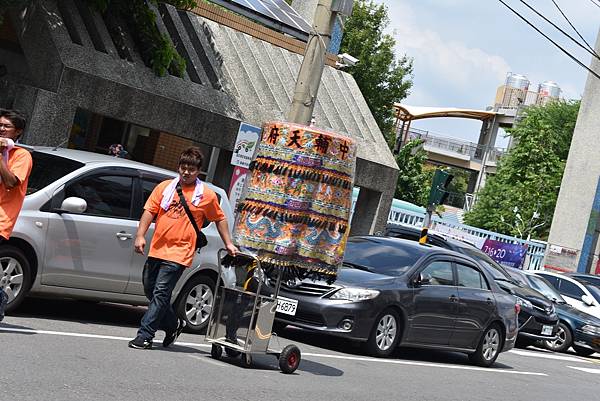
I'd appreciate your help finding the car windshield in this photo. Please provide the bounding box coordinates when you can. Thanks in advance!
[343,238,427,276]
[528,275,567,304]
[582,283,600,303]
[506,268,529,286]
[27,152,84,194]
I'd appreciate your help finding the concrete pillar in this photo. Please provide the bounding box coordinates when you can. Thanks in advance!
[291,0,319,26]
[545,28,600,273]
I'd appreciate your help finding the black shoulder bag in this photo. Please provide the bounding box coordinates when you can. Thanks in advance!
[176,185,208,252]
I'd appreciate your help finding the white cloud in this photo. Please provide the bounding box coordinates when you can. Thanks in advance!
[385,1,510,110]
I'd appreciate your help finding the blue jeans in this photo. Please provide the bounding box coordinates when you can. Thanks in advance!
[137,258,185,341]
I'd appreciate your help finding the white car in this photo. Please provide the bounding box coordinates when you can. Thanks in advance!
[0,147,234,333]
[536,271,600,319]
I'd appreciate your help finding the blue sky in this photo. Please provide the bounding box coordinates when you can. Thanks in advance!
[380,0,600,148]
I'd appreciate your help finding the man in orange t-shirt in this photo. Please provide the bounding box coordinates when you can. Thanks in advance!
[0,109,33,321]
[128,146,238,349]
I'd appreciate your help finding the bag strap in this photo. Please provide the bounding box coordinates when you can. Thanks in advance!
[176,184,202,238]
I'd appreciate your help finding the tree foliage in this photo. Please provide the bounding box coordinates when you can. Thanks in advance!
[394,139,431,206]
[339,0,413,143]
[464,100,580,240]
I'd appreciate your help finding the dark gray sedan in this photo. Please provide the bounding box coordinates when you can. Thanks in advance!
[272,236,519,367]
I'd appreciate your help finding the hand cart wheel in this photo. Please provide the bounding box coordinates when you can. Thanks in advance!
[211,344,222,360]
[278,344,301,374]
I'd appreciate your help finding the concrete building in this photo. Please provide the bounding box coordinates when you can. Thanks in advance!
[0,0,398,235]
[545,32,600,274]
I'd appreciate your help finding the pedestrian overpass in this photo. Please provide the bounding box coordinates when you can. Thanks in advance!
[393,104,508,207]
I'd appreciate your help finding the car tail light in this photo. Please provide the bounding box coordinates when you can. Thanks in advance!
[515,303,521,315]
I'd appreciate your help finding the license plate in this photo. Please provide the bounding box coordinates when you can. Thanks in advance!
[542,325,553,335]
[276,296,298,316]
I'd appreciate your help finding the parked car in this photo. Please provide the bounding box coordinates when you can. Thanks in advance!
[271,236,518,366]
[567,272,600,287]
[0,147,235,333]
[535,271,600,319]
[385,223,559,345]
[507,268,600,356]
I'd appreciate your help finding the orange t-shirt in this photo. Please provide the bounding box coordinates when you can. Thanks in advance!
[0,147,33,239]
[145,179,226,267]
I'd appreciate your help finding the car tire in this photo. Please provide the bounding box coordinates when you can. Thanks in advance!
[544,322,572,353]
[573,345,596,357]
[364,308,401,358]
[469,323,503,367]
[0,245,31,313]
[176,274,216,334]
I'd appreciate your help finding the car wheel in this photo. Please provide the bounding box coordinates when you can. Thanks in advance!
[573,345,596,357]
[544,322,572,353]
[469,323,503,367]
[0,245,31,313]
[176,275,216,334]
[364,308,401,357]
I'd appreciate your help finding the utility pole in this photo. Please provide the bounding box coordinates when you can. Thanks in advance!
[287,0,352,124]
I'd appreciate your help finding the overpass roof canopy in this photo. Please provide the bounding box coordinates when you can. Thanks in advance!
[394,103,496,122]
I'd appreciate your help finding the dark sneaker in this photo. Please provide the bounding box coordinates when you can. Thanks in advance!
[128,336,152,349]
[163,319,186,348]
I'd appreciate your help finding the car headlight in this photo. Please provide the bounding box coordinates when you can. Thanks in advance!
[581,324,600,336]
[516,297,533,309]
[330,287,380,302]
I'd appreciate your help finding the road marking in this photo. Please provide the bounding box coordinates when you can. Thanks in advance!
[509,349,591,363]
[567,366,600,374]
[300,352,547,376]
[0,327,547,376]
[187,354,227,367]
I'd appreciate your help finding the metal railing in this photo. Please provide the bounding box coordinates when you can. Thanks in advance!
[387,208,546,270]
[406,129,506,164]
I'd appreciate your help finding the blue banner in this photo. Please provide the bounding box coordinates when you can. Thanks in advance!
[481,239,528,269]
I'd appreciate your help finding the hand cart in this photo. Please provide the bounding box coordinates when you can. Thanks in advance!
[205,249,301,374]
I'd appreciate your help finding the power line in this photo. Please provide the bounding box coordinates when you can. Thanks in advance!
[552,0,599,57]
[497,0,600,81]
[517,0,599,61]
[589,0,600,10]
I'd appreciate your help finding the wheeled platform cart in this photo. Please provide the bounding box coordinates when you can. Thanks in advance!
[205,249,301,374]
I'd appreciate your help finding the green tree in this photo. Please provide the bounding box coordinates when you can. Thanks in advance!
[339,0,413,144]
[464,100,580,240]
[394,139,430,206]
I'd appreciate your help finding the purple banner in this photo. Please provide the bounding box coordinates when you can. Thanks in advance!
[481,239,528,269]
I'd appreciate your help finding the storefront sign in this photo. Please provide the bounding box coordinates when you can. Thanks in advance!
[481,239,528,269]
[230,123,260,168]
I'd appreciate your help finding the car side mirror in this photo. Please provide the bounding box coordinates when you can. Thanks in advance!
[582,294,596,306]
[53,197,87,214]
[414,272,431,287]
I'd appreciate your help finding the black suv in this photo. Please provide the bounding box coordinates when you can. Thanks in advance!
[385,224,559,345]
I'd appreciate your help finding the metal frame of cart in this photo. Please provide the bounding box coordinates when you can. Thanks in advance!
[205,249,301,373]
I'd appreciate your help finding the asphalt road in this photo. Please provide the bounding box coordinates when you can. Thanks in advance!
[1,298,599,401]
